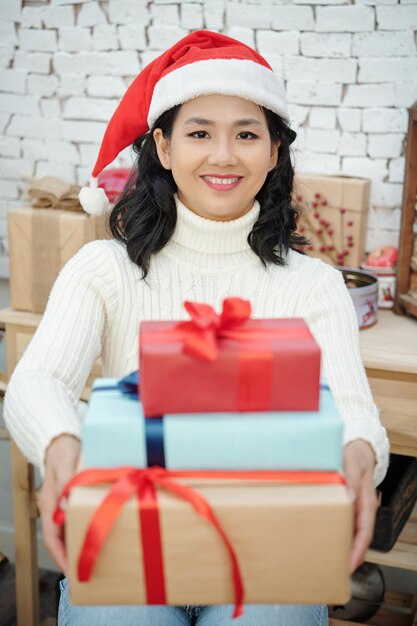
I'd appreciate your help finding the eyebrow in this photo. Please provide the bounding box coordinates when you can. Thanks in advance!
[184,117,263,127]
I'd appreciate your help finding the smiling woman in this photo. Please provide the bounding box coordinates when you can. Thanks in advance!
[4,28,389,626]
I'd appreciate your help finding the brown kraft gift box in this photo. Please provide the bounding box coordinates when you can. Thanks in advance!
[294,174,370,269]
[66,479,353,606]
[8,207,110,314]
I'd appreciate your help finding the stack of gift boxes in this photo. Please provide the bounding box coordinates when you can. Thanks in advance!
[60,298,353,613]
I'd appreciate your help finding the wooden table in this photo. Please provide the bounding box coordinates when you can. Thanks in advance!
[0,307,416,626]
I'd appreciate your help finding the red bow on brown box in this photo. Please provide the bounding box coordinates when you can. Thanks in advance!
[139,297,321,417]
[54,466,347,618]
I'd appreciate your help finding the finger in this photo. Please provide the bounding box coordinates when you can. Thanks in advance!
[38,481,68,574]
[350,479,378,573]
[343,460,362,501]
[42,510,68,575]
[39,440,80,575]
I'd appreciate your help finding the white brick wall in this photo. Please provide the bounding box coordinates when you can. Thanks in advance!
[0,0,415,277]
[181,4,204,29]
[368,134,404,159]
[13,51,51,74]
[226,4,271,29]
[339,132,367,156]
[285,58,357,83]
[316,6,375,32]
[287,82,343,106]
[257,30,299,56]
[58,27,93,52]
[78,3,107,27]
[337,108,362,132]
[344,84,395,107]
[309,107,336,129]
[376,4,417,29]
[300,33,351,58]
[271,6,315,31]
[352,31,415,57]
[92,25,119,51]
[362,108,408,133]
[358,58,417,83]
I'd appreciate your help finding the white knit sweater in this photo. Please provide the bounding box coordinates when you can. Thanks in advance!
[4,197,389,485]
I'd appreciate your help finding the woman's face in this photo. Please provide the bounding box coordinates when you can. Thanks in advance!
[153,95,279,221]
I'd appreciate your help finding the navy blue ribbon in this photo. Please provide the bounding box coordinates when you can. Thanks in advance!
[118,370,140,397]
[144,417,166,467]
[94,371,166,467]
[93,371,140,396]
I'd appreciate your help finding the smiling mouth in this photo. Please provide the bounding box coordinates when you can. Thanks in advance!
[201,175,243,190]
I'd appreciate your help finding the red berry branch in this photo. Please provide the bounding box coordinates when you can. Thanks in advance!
[296,192,355,265]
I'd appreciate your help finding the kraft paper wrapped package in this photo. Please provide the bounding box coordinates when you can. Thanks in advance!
[64,475,353,607]
[140,313,321,415]
[8,207,109,313]
[82,376,344,472]
[294,174,370,269]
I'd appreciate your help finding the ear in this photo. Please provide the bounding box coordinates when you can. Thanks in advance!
[153,128,171,170]
[269,140,280,170]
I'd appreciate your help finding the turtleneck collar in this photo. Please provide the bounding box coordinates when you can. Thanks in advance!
[157,195,262,272]
[170,195,260,255]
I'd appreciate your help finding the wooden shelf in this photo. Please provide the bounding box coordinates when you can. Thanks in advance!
[366,504,417,572]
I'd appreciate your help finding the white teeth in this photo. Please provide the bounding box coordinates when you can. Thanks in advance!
[203,176,240,185]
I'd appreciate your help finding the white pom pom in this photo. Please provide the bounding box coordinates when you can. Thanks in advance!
[79,185,110,216]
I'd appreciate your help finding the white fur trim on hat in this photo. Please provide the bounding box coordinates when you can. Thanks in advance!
[147,58,289,128]
[79,178,110,216]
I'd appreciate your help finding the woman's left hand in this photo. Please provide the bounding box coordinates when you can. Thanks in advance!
[343,439,379,574]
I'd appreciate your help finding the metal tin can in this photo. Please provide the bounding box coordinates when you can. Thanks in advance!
[361,264,396,309]
[336,266,379,329]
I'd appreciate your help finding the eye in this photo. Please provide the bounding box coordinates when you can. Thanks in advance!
[189,130,210,139]
[237,131,258,140]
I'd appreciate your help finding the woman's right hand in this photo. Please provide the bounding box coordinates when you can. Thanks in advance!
[38,434,81,574]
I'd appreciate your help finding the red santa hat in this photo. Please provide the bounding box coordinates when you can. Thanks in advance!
[79,30,289,215]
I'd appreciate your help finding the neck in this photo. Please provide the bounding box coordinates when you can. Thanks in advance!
[177,192,254,222]
[159,195,262,271]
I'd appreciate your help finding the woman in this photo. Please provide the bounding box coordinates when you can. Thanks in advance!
[4,30,389,626]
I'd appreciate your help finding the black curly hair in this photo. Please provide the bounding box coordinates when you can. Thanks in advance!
[109,104,308,278]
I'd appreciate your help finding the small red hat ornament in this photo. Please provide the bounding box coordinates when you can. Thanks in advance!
[79,30,290,216]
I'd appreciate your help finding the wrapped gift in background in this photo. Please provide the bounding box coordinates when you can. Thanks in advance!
[97,167,132,204]
[82,376,343,472]
[62,470,352,607]
[140,299,321,415]
[8,176,110,313]
[294,174,370,269]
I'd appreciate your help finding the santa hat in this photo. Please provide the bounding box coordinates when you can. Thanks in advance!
[79,30,289,216]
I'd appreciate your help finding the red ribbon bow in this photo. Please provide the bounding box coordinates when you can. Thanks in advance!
[181,297,251,362]
[54,467,345,619]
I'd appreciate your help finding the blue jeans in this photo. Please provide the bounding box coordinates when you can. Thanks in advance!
[58,579,328,625]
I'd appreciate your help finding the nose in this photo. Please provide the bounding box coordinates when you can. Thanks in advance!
[207,137,238,167]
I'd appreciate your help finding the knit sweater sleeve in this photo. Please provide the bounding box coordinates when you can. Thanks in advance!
[302,264,390,487]
[3,241,117,469]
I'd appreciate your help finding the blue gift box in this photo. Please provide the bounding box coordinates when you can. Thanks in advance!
[81,373,344,472]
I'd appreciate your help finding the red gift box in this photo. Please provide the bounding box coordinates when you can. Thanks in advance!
[139,298,321,416]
